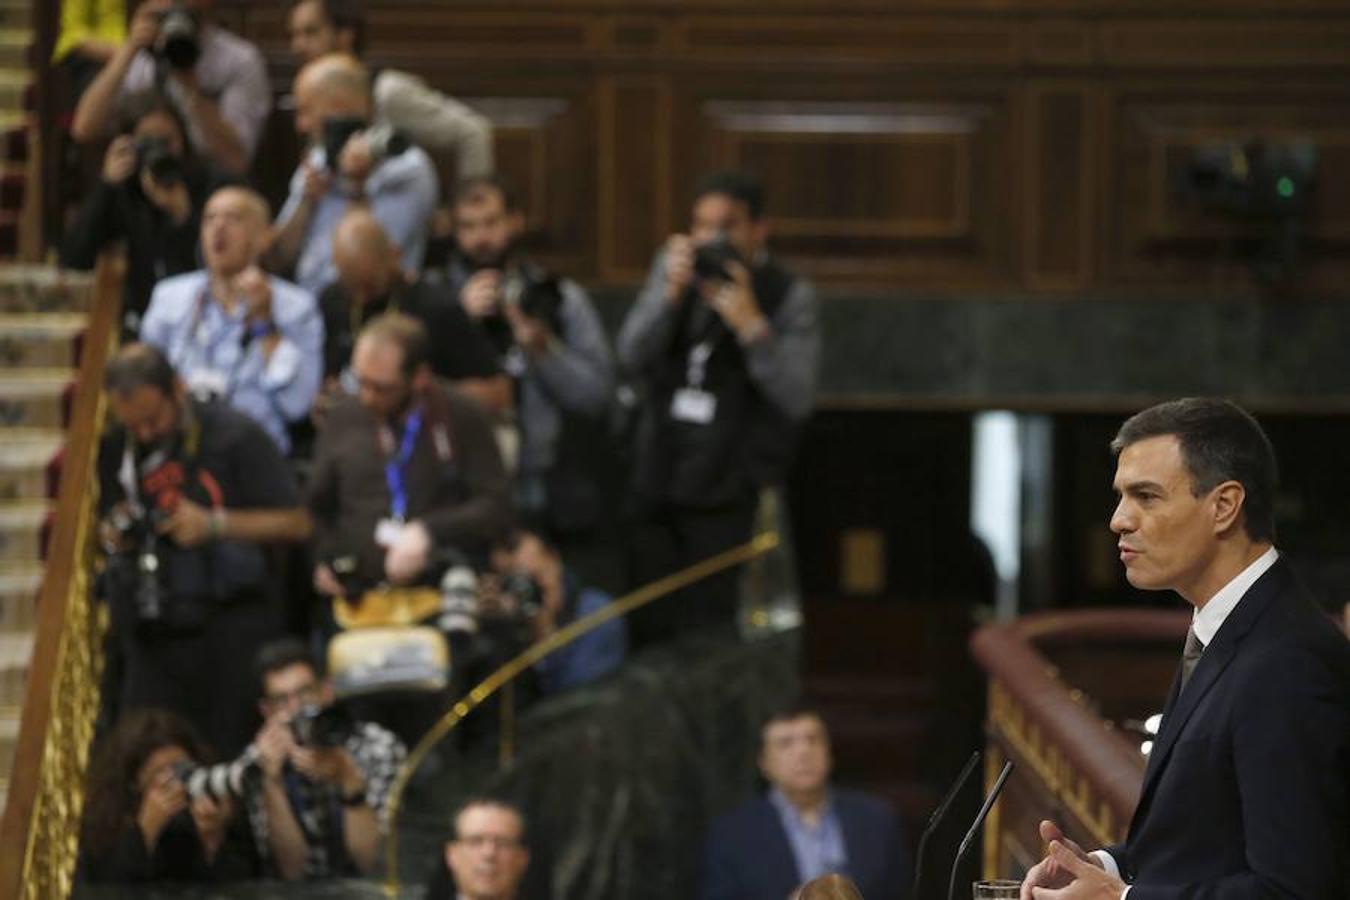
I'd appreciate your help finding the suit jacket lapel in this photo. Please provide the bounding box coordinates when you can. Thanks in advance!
[759,798,803,888]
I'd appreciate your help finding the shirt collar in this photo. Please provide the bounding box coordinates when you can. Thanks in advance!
[1192,546,1279,646]
[768,786,833,828]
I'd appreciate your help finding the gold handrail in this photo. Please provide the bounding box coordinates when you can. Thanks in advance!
[381,529,781,896]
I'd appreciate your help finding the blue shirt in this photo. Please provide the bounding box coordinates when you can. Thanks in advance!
[278,146,440,296]
[767,788,848,883]
[533,576,627,694]
[140,270,324,453]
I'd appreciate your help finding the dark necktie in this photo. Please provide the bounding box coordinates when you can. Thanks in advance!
[1180,627,1205,693]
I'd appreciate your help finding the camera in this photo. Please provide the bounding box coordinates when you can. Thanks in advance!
[503,270,564,330]
[170,747,259,803]
[321,117,410,172]
[290,702,356,748]
[134,135,183,186]
[155,2,200,71]
[498,572,544,620]
[693,236,744,284]
[107,504,170,626]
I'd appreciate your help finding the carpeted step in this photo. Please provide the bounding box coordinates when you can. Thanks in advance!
[0,501,48,564]
[0,370,74,430]
[0,314,85,369]
[0,70,26,111]
[0,266,95,314]
[0,0,29,30]
[0,563,41,632]
[0,29,30,71]
[0,631,33,710]
[0,428,62,502]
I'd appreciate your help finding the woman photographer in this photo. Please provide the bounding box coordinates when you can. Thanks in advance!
[78,708,256,883]
[60,89,224,335]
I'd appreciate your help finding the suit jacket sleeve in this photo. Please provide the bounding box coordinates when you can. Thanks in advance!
[699,819,742,900]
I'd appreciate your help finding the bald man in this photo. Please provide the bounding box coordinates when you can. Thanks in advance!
[319,208,509,412]
[268,53,439,296]
[140,185,324,452]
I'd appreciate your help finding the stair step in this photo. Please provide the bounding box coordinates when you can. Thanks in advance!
[0,563,40,631]
[0,1,29,29]
[0,315,84,369]
[0,370,74,429]
[0,702,20,775]
[0,70,26,110]
[0,266,95,314]
[0,428,62,502]
[0,30,30,72]
[0,501,49,564]
[0,632,33,707]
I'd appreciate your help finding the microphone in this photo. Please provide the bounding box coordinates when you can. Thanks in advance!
[911,750,981,900]
[946,760,1014,900]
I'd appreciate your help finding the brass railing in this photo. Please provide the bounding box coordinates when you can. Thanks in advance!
[0,257,123,899]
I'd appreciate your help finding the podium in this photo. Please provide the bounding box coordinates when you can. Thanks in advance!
[970,609,1189,877]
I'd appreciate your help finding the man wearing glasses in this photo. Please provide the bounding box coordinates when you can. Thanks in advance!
[437,798,531,900]
[242,638,406,880]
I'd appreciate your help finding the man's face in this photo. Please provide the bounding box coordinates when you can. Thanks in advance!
[506,534,562,604]
[201,190,263,276]
[288,0,345,63]
[454,190,522,269]
[445,805,529,900]
[1111,435,1224,602]
[759,715,832,797]
[334,241,398,308]
[259,662,328,721]
[352,336,415,420]
[691,192,767,264]
[109,384,181,449]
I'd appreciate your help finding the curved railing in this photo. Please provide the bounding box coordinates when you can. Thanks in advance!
[0,256,123,899]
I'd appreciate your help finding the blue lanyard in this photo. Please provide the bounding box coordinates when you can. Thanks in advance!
[384,407,423,522]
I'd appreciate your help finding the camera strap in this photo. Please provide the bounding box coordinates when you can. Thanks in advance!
[117,405,203,509]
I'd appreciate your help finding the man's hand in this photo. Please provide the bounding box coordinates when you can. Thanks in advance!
[102,136,138,184]
[291,745,363,794]
[1021,821,1105,900]
[460,269,503,319]
[137,768,187,851]
[126,0,166,51]
[663,234,695,304]
[338,134,374,185]
[384,520,431,584]
[300,160,333,204]
[313,563,344,597]
[703,260,768,342]
[255,714,299,780]
[158,497,214,547]
[1029,842,1126,900]
[502,299,553,356]
[140,168,192,225]
[234,265,274,325]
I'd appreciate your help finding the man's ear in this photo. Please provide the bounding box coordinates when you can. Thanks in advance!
[1211,480,1247,535]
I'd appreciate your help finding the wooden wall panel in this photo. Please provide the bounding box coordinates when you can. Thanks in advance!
[1025,85,1096,290]
[598,78,672,281]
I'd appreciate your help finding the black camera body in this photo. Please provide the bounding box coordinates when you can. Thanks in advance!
[107,505,171,626]
[506,271,565,330]
[290,702,356,748]
[498,572,544,620]
[134,136,183,186]
[693,236,744,284]
[321,117,410,172]
[155,2,200,71]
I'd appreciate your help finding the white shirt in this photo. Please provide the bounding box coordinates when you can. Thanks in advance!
[1091,545,1280,893]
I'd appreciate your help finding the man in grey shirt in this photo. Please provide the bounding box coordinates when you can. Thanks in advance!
[617,170,819,645]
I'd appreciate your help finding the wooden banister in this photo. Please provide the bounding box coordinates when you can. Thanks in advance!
[0,255,123,900]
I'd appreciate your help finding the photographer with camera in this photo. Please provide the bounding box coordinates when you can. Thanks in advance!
[61,90,223,335]
[70,0,270,175]
[241,638,405,880]
[617,170,819,646]
[79,708,258,883]
[444,176,615,540]
[268,53,438,297]
[97,344,313,757]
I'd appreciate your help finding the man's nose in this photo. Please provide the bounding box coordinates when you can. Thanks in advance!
[1110,499,1132,534]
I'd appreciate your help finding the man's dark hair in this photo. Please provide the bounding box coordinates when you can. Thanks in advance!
[359,311,430,378]
[452,173,523,214]
[1111,397,1278,543]
[104,343,177,396]
[117,89,193,154]
[450,795,529,845]
[290,0,367,55]
[759,701,826,748]
[255,637,320,691]
[694,169,765,220]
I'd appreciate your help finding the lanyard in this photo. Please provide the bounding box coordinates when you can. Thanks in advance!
[175,286,250,397]
[384,407,423,522]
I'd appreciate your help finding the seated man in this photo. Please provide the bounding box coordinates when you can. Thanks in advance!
[243,638,406,880]
[308,312,511,598]
[701,705,910,900]
[269,53,439,296]
[487,529,625,695]
[286,0,493,182]
[96,344,312,756]
[71,0,270,174]
[427,797,532,900]
[321,208,509,415]
[140,185,323,454]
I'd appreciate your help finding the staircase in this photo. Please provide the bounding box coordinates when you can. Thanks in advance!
[0,0,35,260]
[0,265,95,818]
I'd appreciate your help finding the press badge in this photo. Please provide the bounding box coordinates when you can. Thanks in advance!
[671,388,717,424]
[186,368,228,400]
[374,518,404,548]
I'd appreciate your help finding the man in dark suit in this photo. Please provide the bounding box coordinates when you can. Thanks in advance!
[1022,398,1349,900]
[701,705,910,900]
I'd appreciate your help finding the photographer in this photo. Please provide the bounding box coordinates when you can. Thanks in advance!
[79,708,258,883]
[241,638,405,880]
[445,176,615,539]
[61,90,222,334]
[70,0,270,175]
[268,53,438,296]
[97,344,313,756]
[617,170,819,645]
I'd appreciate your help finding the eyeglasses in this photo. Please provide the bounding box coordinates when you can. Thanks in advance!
[262,682,320,709]
[456,834,522,851]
